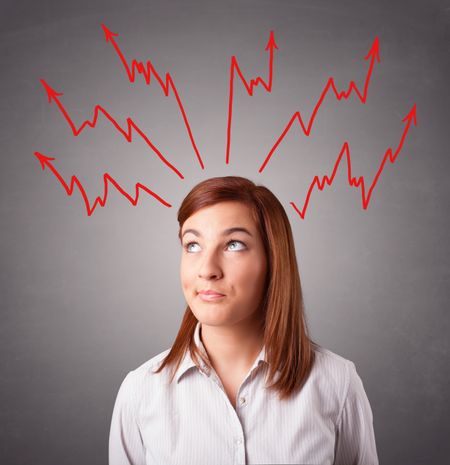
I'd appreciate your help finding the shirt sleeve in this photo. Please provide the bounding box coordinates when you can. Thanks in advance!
[109,371,146,465]
[333,361,379,465]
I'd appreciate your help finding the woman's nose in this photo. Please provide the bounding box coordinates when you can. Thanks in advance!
[198,250,223,279]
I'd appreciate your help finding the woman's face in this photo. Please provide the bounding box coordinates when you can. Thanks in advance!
[180,201,268,328]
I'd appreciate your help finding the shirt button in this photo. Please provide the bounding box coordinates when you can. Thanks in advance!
[239,396,246,405]
[236,438,242,445]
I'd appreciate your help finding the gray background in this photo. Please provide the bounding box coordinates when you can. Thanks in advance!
[1,0,449,464]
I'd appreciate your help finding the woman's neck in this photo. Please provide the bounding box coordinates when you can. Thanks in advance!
[200,317,264,373]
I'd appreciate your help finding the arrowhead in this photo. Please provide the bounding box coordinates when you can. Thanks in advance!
[34,151,56,169]
[402,103,417,126]
[265,31,279,51]
[40,79,63,103]
[364,36,380,63]
[101,23,119,43]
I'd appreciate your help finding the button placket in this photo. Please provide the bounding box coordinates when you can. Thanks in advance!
[234,436,245,465]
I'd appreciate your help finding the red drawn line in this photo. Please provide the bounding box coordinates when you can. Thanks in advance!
[39,79,184,180]
[258,37,380,172]
[34,151,172,216]
[290,104,417,219]
[226,31,278,164]
[101,24,204,170]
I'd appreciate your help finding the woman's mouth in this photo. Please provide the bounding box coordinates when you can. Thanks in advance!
[197,291,226,301]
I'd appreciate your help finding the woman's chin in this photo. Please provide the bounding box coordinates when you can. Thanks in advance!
[191,308,232,326]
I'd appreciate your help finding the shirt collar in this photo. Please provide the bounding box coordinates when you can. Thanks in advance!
[175,321,267,383]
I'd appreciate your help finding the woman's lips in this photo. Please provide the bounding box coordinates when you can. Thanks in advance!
[198,291,225,301]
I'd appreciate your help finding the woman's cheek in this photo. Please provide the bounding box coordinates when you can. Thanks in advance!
[180,268,191,294]
[181,275,192,293]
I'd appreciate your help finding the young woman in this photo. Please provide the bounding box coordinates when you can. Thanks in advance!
[109,176,378,465]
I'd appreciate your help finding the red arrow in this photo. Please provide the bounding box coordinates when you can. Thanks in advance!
[39,79,184,179]
[258,37,381,173]
[34,151,172,216]
[225,31,278,164]
[290,103,417,219]
[101,23,204,170]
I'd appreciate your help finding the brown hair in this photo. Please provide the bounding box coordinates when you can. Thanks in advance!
[153,176,315,400]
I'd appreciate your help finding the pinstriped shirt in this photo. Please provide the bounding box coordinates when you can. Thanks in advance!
[109,322,378,465]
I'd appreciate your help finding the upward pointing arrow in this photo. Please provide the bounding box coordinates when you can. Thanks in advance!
[289,103,418,219]
[402,102,417,126]
[40,79,63,103]
[364,36,380,64]
[226,31,279,164]
[101,23,119,43]
[258,37,382,173]
[265,31,279,52]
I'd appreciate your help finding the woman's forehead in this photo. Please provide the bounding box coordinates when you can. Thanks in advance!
[182,201,258,233]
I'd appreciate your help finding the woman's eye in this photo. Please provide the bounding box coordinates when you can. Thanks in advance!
[184,240,246,253]
[227,240,246,251]
[185,242,201,253]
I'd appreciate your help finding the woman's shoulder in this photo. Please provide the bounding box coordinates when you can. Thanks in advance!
[312,344,355,371]
[133,347,172,375]
[116,348,172,397]
[110,349,175,429]
[308,345,360,402]
[309,345,375,449]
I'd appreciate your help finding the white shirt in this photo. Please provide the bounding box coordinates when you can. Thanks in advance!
[109,322,378,465]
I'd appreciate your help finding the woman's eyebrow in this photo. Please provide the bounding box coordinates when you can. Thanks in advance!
[181,227,253,238]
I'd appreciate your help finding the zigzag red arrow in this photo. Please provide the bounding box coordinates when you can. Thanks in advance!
[101,23,204,170]
[34,151,172,216]
[39,79,184,179]
[226,31,278,164]
[258,37,380,172]
[290,103,417,219]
